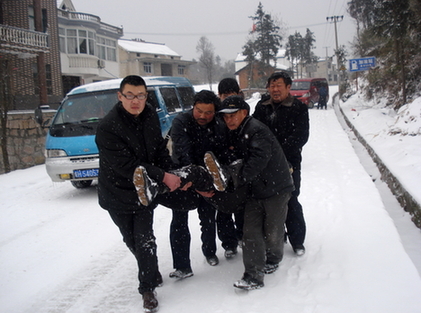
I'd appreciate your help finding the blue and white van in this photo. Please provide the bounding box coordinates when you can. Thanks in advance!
[37,76,194,188]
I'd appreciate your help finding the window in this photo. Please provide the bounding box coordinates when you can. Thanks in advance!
[144,62,152,73]
[32,63,52,95]
[28,6,35,31]
[97,36,117,61]
[160,88,181,113]
[28,6,48,32]
[59,28,66,53]
[178,65,185,75]
[65,29,95,55]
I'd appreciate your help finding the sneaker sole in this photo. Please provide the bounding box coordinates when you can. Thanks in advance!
[204,152,226,192]
[169,272,194,279]
[233,283,263,290]
[133,167,150,206]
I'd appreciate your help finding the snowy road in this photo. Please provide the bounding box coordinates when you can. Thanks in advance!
[1,108,421,313]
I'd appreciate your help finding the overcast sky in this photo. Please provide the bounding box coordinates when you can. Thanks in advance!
[69,0,356,62]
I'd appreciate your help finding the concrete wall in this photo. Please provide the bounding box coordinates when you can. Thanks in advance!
[0,111,55,174]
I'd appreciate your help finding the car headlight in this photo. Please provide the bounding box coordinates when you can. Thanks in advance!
[46,149,68,158]
[302,92,310,97]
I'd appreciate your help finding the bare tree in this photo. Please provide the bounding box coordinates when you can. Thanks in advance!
[196,36,215,89]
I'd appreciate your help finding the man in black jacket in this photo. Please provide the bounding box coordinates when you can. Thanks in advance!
[96,75,183,312]
[206,96,294,290]
[253,72,309,256]
[169,90,238,279]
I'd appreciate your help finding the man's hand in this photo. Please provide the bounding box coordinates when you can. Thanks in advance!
[196,190,215,198]
[180,182,193,191]
[163,172,181,192]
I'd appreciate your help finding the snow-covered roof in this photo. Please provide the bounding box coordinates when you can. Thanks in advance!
[118,39,180,57]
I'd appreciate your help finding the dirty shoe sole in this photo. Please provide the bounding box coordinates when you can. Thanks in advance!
[133,166,151,206]
[204,152,226,192]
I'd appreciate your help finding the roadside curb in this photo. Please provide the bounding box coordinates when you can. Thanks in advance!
[333,93,421,228]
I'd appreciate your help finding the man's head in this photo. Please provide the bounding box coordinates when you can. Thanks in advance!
[118,75,148,116]
[218,78,241,101]
[193,90,221,126]
[219,95,249,130]
[266,72,292,103]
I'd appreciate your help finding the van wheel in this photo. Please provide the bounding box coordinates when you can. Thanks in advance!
[308,101,315,108]
[71,180,93,188]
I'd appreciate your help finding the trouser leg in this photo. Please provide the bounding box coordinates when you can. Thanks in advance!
[285,170,306,248]
[216,211,238,250]
[108,209,160,294]
[264,193,290,264]
[242,198,265,283]
[170,210,191,270]
[234,208,245,241]
[197,199,217,258]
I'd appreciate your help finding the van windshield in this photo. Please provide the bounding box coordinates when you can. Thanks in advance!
[291,81,311,90]
[53,91,118,125]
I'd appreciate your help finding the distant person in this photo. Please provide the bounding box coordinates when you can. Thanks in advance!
[318,85,328,109]
[204,96,294,290]
[253,72,309,256]
[96,75,190,312]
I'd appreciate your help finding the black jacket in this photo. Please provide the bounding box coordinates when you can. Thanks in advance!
[95,102,174,212]
[171,110,229,167]
[253,94,309,170]
[227,116,294,199]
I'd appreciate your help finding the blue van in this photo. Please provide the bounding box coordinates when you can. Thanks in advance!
[37,76,194,188]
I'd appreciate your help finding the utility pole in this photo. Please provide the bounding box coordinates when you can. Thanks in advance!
[323,46,329,81]
[326,16,343,92]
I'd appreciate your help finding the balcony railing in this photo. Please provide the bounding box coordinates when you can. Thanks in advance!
[0,25,49,50]
[58,9,123,36]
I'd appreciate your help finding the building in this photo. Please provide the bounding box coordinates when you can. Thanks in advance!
[118,38,195,78]
[57,0,123,94]
[297,57,339,85]
[1,0,63,110]
[234,50,292,92]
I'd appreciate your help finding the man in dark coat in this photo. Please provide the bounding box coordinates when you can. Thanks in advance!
[253,71,309,256]
[168,90,238,278]
[96,75,183,312]
[206,96,294,290]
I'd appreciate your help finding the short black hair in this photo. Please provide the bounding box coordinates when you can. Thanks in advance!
[194,90,221,110]
[218,78,240,95]
[119,75,146,92]
[266,72,292,87]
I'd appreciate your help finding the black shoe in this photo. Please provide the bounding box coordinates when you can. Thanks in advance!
[264,262,279,274]
[224,247,238,259]
[233,276,264,290]
[204,151,228,191]
[293,244,305,256]
[169,268,194,279]
[206,255,219,266]
[133,166,158,206]
[142,291,158,312]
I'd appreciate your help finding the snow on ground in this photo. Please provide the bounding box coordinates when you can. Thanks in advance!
[1,86,421,312]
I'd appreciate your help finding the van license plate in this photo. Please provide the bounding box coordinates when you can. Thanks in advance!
[73,168,99,178]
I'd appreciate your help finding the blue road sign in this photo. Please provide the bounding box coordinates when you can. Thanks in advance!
[349,57,376,72]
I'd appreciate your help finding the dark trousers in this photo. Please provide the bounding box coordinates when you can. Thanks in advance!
[108,209,161,295]
[242,192,290,283]
[170,198,216,271]
[217,209,244,247]
[285,169,306,248]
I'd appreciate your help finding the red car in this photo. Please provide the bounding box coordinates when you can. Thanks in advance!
[290,78,329,108]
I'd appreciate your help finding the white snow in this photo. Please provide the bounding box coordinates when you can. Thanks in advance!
[1,86,421,313]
